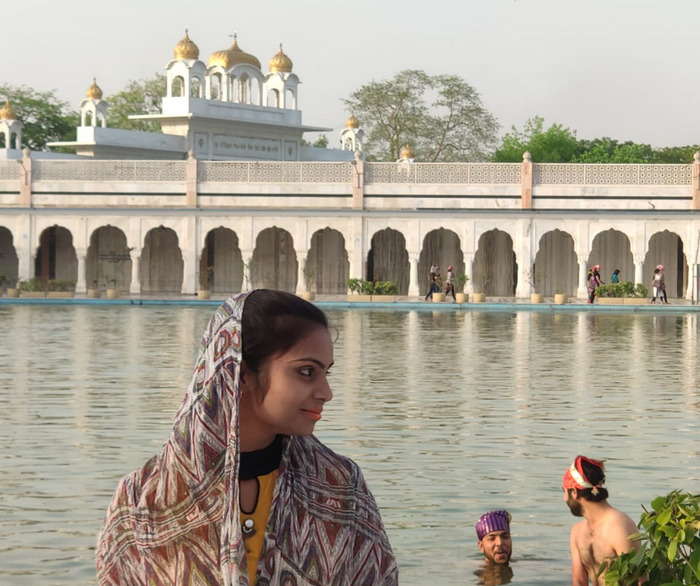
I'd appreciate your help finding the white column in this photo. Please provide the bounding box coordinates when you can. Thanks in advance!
[408,252,420,297]
[515,252,531,298]
[297,251,308,294]
[577,253,589,299]
[129,249,140,294]
[241,250,253,290]
[75,248,87,293]
[633,255,644,286]
[464,253,474,294]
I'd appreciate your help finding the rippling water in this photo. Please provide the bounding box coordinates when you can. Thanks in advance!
[1,305,699,585]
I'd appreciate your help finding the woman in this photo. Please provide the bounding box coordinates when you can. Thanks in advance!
[587,265,603,304]
[96,290,398,585]
[611,269,620,284]
[445,265,456,301]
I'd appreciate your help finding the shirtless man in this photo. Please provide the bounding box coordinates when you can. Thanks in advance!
[563,456,640,585]
[474,510,514,585]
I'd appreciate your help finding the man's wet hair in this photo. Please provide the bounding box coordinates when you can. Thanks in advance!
[579,458,608,502]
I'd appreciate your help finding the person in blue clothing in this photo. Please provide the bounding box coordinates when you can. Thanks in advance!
[611,269,620,284]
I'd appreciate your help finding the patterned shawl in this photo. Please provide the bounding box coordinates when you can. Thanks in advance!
[96,292,398,585]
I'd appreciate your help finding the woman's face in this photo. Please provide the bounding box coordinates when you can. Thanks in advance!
[239,325,334,451]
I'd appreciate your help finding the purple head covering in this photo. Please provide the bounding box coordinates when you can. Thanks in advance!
[475,510,511,540]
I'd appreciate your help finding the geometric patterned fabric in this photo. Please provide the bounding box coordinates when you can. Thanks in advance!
[96,291,398,585]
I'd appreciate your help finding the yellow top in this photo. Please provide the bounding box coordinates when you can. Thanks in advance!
[208,35,261,69]
[174,29,199,61]
[86,78,103,100]
[268,44,293,73]
[240,469,279,586]
[0,100,18,121]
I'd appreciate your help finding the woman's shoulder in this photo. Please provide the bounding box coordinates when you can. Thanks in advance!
[286,435,362,484]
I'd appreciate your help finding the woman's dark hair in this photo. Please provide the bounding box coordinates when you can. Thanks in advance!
[241,289,328,377]
[613,269,620,275]
[579,458,609,502]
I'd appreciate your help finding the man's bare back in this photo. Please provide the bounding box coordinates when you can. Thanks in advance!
[569,504,639,585]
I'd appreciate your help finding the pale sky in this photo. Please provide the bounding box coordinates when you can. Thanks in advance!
[4,0,699,149]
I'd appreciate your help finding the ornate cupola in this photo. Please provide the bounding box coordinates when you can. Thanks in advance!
[174,29,199,61]
[80,78,108,127]
[269,44,293,74]
[399,143,415,161]
[0,100,23,150]
[208,34,261,70]
[340,114,364,152]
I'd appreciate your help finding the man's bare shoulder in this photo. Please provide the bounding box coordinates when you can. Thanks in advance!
[602,507,639,553]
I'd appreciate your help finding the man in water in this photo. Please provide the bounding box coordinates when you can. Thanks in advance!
[563,456,639,585]
[474,510,514,585]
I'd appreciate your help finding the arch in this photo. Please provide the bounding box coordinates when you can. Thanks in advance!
[473,229,517,296]
[211,74,222,101]
[533,229,578,296]
[239,73,249,104]
[172,76,185,97]
[35,225,78,287]
[0,133,6,149]
[267,89,280,108]
[199,227,243,292]
[367,228,410,294]
[589,229,633,284]
[87,225,132,291]
[0,226,19,286]
[251,227,297,291]
[418,228,464,293]
[141,226,183,293]
[644,230,687,298]
[285,87,296,110]
[307,228,349,294]
[191,77,202,98]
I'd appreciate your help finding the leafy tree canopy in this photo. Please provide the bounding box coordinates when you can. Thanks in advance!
[343,69,499,162]
[0,84,79,151]
[493,116,580,163]
[104,73,167,132]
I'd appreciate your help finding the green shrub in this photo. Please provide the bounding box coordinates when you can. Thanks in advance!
[346,279,398,295]
[372,281,398,295]
[601,490,700,585]
[596,281,648,298]
[47,279,75,292]
[18,277,45,292]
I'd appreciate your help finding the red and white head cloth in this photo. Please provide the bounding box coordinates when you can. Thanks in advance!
[562,455,605,495]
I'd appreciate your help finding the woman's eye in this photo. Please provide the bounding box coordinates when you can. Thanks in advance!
[299,367,313,377]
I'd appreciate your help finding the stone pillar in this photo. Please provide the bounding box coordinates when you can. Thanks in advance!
[297,251,308,294]
[521,151,533,209]
[633,255,644,286]
[19,148,32,207]
[577,253,589,299]
[129,248,141,294]
[692,152,700,211]
[186,150,198,208]
[408,252,420,297]
[347,217,365,284]
[76,248,87,293]
[351,151,364,209]
[241,250,253,290]
[464,253,474,294]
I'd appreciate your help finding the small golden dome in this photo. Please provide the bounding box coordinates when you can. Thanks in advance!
[174,29,199,61]
[401,144,415,159]
[86,78,103,100]
[346,114,360,129]
[0,100,18,120]
[208,35,261,69]
[269,44,293,73]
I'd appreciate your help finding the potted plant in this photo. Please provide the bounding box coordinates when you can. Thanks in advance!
[87,279,101,299]
[198,265,214,300]
[595,282,648,305]
[6,276,19,298]
[302,262,316,301]
[371,280,398,302]
[456,273,469,303]
[554,291,568,305]
[431,273,445,303]
[347,278,372,302]
[18,277,47,298]
[106,277,119,299]
[47,279,75,299]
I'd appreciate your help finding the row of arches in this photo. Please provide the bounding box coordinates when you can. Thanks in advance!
[0,224,687,298]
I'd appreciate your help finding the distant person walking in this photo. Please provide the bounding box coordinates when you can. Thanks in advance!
[445,265,456,301]
[587,265,603,304]
[425,265,440,300]
[651,265,667,304]
[611,269,620,284]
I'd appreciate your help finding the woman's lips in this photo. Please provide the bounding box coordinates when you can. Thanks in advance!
[302,409,322,421]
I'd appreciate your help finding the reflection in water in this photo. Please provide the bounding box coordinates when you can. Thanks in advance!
[0,306,699,585]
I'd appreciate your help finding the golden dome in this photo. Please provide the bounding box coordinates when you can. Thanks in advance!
[208,35,261,69]
[0,100,18,120]
[86,78,103,100]
[174,29,199,60]
[346,114,360,129]
[401,144,415,159]
[269,44,293,73]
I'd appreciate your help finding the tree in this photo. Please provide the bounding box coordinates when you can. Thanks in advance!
[0,84,79,151]
[343,70,498,162]
[493,116,580,163]
[105,74,167,132]
[573,138,656,163]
